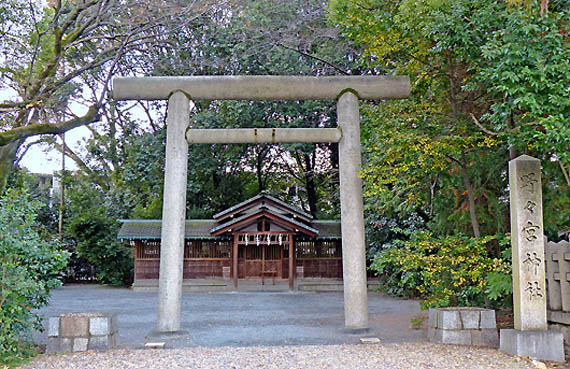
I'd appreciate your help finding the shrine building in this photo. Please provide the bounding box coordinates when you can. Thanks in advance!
[118,192,342,290]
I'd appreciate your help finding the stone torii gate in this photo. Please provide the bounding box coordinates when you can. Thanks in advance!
[112,75,410,334]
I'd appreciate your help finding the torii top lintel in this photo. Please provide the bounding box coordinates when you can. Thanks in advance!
[112,75,410,101]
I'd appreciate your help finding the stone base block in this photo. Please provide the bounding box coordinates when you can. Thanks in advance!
[89,332,118,350]
[428,307,499,347]
[46,312,118,354]
[548,322,570,355]
[500,329,565,362]
[428,327,498,347]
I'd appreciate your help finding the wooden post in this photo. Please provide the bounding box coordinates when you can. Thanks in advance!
[280,244,284,278]
[262,242,266,285]
[289,233,294,290]
[243,234,247,279]
[233,234,238,289]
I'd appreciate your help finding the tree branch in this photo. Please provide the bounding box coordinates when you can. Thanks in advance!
[469,113,499,137]
[0,105,99,146]
[559,160,570,188]
[276,43,350,75]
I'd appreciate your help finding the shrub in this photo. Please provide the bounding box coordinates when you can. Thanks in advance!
[69,208,132,285]
[371,231,511,309]
[0,189,69,362]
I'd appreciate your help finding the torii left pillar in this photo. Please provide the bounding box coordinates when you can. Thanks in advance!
[156,91,190,333]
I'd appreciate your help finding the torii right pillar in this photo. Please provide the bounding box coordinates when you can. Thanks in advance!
[500,155,564,362]
[338,90,368,331]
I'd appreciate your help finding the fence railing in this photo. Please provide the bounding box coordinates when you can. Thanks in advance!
[545,239,570,312]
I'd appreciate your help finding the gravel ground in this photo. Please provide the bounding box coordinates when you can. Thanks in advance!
[20,343,541,369]
[32,287,424,347]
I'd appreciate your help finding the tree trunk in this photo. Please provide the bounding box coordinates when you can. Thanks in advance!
[460,151,481,238]
[303,152,318,218]
[0,140,23,195]
[256,150,264,192]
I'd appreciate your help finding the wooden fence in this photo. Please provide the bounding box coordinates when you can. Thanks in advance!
[545,239,570,312]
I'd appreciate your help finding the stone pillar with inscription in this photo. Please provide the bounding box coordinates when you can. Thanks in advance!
[500,155,564,362]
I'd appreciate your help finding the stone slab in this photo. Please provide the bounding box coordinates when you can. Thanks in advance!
[90,316,110,336]
[548,310,570,325]
[500,329,564,362]
[548,323,570,355]
[90,314,117,335]
[438,310,462,329]
[460,310,480,329]
[60,315,89,337]
[480,310,497,329]
[73,338,89,352]
[60,337,72,353]
[48,317,59,337]
[145,342,166,349]
[427,327,436,342]
[428,309,437,328]
[440,329,472,345]
[359,337,381,344]
[89,333,117,350]
[46,337,61,354]
[471,329,499,347]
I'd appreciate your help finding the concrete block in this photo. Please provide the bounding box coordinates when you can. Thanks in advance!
[359,337,381,344]
[470,330,483,346]
[480,310,497,329]
[46,337,61,353]
[548,323,570,355]
[145,342,166,349]
[90,316,110,336]
[548,310,570,325]
[460,310,480,329]
[48,317,60,337]
[60,338,72,353]
[73,338,89,352]
[60,315,89,337]
[432,328,443,343]
[428,309,438,328]
[427,327,436,342]
[440,329,472,345]
[500,329,564,362]
[471,329,499,347]
[438,310,462,329]
[482,328,500,347]
[89,335,109,350]
[111,314,118,333]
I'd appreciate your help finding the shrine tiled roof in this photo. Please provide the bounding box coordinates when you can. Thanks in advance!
[209,208,319,236]
[213,191,313,222]
[117,219,218,239]
[311,220,342,238]
[117,219,341,239]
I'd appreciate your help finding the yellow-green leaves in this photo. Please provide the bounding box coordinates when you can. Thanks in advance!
[371,232,511,309]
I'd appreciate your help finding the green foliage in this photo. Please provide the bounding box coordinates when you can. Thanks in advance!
[0,189,69,362]
[330,0,570,237]
[68,207,132,286]
[331,0,569,309]
[371,232,511,309]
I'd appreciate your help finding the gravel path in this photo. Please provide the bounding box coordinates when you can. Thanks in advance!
[21,343,539,369]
